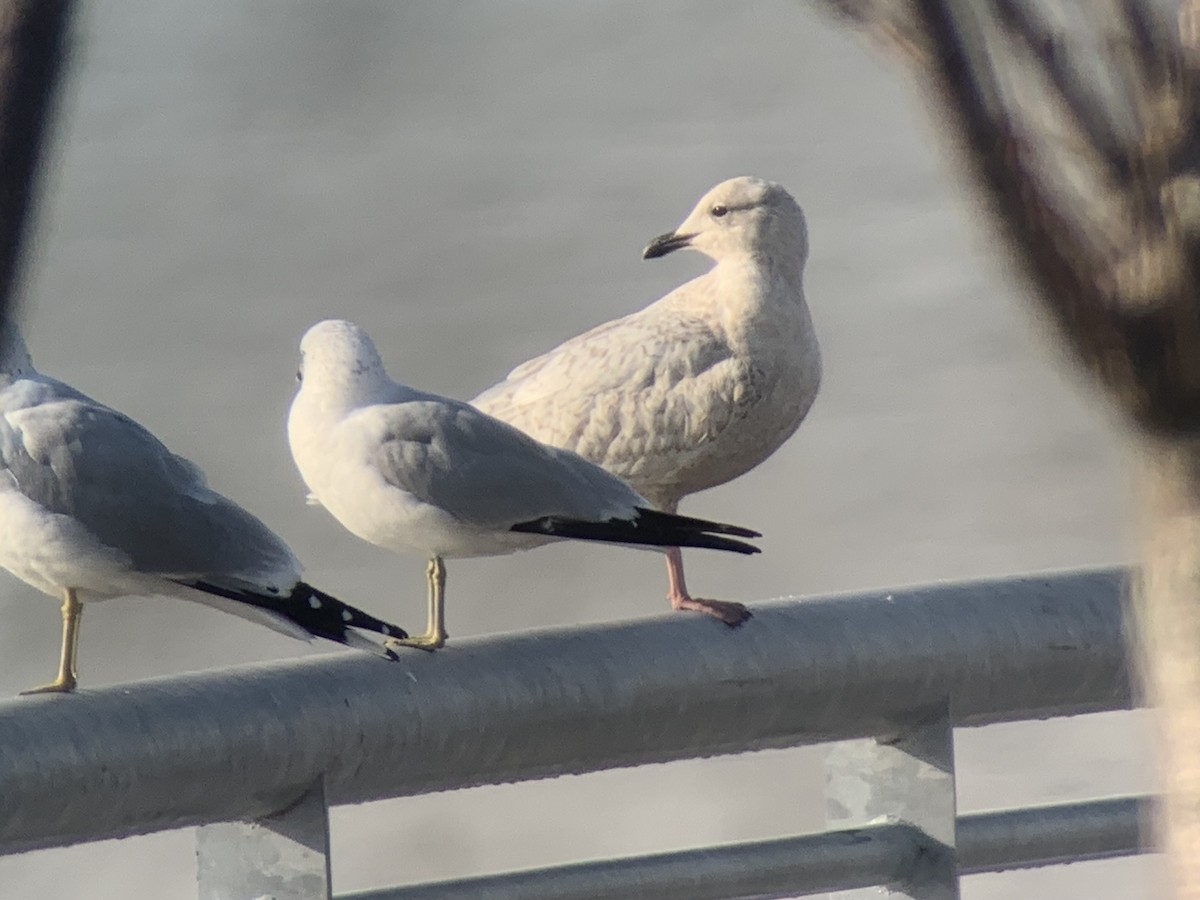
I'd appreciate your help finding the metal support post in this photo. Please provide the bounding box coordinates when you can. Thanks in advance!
[196,777,332,900]
[825,703,958,899]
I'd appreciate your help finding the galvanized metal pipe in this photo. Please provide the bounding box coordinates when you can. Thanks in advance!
[958,795,1146,873]
[342,796,1149,900]
[342,825,923,900]
[0,568,1132,853]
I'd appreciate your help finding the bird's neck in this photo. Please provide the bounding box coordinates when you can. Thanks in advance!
[757,247,806,291]
[714,253,806,304]
[296,378,382,422]
[700,255,809,349]
[288,381,367,499]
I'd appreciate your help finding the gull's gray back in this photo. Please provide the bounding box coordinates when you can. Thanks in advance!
[358,391,647,529]
[0,374,299,588]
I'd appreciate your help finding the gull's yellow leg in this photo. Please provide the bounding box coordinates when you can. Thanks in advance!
[23,588,82,694]
[386,557,447,651]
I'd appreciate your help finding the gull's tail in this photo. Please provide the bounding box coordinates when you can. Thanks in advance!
[509,507,761,554]
[183,579,408,659]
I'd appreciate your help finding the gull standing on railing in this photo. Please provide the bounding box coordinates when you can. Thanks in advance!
[287,319,761,650]
[473,176,820,625]
[0,322,408,694]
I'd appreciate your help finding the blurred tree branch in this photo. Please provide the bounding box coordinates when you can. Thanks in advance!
[811,0,1200,891]
[0,0,73,328]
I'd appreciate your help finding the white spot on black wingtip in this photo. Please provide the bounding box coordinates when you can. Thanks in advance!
[309,596,322,609]
[341,609,353,622]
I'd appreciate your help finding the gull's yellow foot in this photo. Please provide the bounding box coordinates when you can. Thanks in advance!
[386,629,447,653]
[23,589,83,694]
[21,673,77,695]
[385,556,449,651]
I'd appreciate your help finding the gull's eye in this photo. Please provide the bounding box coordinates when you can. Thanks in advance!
[296,368,303,384]
[711,204,729,218]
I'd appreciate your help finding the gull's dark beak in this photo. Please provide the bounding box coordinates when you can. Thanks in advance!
[642,230,695,260]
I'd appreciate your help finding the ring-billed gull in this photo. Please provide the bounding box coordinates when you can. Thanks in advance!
[473,176,820,625]
[287,319,761,650]
[0,322,407,694]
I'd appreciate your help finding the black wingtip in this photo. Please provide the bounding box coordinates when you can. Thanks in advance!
[634,507,761,539]
[187,580,409,654]
[510,508,762,555]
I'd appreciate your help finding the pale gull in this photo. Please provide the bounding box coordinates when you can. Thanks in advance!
[473,175,821,625]
[0,322,408,694]
[287,319,761,650]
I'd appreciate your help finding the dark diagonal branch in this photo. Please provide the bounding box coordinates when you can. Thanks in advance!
[0,0,74,326]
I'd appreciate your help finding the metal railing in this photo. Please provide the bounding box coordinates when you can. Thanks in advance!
[0,567,1148,898]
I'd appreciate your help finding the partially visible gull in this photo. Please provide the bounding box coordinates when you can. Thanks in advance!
[474,176,821,625]
[287,319,761,650]
[0,322,407,694]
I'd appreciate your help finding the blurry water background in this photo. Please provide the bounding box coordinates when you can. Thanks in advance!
[0,1,1160,897]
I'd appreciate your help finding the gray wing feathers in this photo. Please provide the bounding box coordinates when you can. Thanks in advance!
[3,395,297,586]
[365,400,642,528]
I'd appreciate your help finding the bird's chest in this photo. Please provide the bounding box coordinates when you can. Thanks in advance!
[707,345,813,462]
[644,306,820,498]
[722,295,818,416]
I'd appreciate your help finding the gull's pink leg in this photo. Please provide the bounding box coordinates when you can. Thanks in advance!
[665,542,752,627]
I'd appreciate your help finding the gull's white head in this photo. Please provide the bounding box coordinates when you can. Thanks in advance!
[642,176,807,272]
[296,319,388,397]
[0,320,34,382]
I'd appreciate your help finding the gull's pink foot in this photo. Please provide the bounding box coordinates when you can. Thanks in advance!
[664,544,752,626]
[672,594,752,626]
